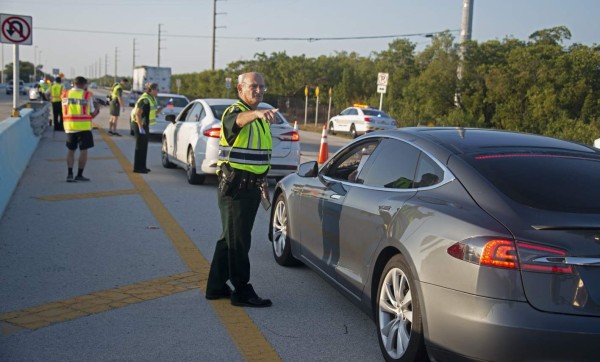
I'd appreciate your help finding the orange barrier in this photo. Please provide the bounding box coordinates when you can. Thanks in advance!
[317,125,329,164]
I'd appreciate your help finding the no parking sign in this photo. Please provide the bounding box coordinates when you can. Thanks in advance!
[0,14,32,45]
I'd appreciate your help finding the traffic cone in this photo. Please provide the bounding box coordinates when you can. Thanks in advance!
[317,125,329,164]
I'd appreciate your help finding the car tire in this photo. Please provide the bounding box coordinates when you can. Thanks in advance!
[350,124,358,139]
[186,147,205,185]
[161,138,176,169]
[376,254,427,362]
[271,193,301,266]
[329,122,336,135]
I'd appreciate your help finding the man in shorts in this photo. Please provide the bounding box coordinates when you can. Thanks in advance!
[108,78,128,136]
[62,76,98,182]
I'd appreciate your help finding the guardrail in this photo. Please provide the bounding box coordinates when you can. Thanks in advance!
[0,102,50,217]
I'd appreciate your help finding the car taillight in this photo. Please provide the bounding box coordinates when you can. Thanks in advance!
[203,128,221,138]
[447,238,573,274]
[278,131,299,142]
[364,117,372,123]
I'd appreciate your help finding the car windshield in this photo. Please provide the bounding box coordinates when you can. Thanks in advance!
[363,109,390,118]
[156,96,188,108]
[465,151,600,213]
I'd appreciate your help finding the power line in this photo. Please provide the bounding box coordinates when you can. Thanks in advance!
[34,26,458,42]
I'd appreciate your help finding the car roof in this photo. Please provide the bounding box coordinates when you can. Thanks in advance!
[373,127,598,156]
[193,98,275,109]
[157,93,188,100]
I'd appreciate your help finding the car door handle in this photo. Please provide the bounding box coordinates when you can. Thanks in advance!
[379,205,391,211]
[330,194,341,200]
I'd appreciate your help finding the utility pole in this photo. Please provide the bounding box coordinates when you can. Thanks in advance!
[455,0,474,108]
[157,24,163,67]
[211,0,226,71]
[114,47,118,82]
[133,38,138,71]
[458,0,474,81]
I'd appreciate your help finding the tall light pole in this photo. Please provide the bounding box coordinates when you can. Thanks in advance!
[157,24,163,67]
[33,45,38,81]
[458,0,474,81]
[114,47,118,82]
[211,0,226,71]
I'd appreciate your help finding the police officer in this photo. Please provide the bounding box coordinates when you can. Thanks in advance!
[108,78,128,136]
[206,72,278,308]
[131,82,160,173]
[48,76,64,131]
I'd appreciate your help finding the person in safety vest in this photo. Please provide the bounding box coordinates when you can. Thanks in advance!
[131,82,161,173]
[206,72,278,308]
[107,78,128,136]
[47,76,64,131]
[39,78,50,102]
[61,76,97,182]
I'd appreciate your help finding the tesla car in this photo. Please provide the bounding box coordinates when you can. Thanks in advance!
[130,93,189,135]
[269,127,600,361]
[161,98,300,185]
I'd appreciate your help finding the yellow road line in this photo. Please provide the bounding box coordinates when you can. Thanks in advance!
[1,272,201,333]
[35,188,138,201]
[99,128,281,361]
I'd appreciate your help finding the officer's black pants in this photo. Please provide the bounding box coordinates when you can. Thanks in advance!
[52,101,63,131]
[133,124,149,171]
[207,182,261,295]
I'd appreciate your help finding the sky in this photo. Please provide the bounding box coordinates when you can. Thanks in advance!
[2,0,599,80]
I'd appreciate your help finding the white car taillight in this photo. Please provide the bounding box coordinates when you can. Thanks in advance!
[203,128,221,138]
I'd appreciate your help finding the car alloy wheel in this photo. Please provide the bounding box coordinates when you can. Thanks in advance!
[186,148,205,185]
[161,138,176,168]
[271,194,300,266]
[376,254,426,362]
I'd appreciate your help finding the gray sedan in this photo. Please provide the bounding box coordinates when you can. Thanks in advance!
[269,127,600,361]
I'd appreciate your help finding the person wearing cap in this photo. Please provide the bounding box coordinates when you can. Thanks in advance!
[107,78,128,136]
[47,76,64,131]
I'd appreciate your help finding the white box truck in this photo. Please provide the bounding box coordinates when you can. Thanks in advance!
[132,66,171,93]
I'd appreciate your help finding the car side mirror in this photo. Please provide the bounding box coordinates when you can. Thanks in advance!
[166,114,176,123]
[297,161,318,177]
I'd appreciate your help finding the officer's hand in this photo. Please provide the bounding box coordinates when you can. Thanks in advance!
[121,107,126,113]
[139,127,146,135]
[258,108,279,124]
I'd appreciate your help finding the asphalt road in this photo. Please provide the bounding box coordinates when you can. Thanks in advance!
[0,94,383,361]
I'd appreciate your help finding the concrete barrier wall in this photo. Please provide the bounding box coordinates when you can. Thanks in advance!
[0,105,47,218]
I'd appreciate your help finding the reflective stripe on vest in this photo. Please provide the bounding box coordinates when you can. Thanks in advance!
[62,89,92,132]
[217,101,272,174]
[50,84,63,102]
[132,92,158,126]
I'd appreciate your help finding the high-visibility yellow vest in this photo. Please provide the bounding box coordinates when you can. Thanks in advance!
[111,83,123,100]
[62,89,92,132]
[132,92,158,126]
[217,101,272,175]
[50,83,63,102]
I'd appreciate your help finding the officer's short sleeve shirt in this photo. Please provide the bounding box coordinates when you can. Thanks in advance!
[221,101,250,145]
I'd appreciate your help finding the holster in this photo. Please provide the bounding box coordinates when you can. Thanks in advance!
[218,163,237,195]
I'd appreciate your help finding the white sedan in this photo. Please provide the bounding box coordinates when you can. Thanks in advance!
[328,105,397,138]
[161,98,300,185]
[130,93,190,135]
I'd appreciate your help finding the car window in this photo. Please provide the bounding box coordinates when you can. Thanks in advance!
[414,153,444,188]
[210,105,230,121]
[465,151,600,213]
[324,140,379,182]
[358,139,420,189]
[340,108,353,116]
[157,96,189,108]
[363,109,390,118]
[185,104,203,123]
[177,102,196,122]
[348,109,358,116]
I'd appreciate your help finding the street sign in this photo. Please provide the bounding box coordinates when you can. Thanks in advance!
[377,85,387,94]
[377,72,389,86]
[0,14,32,45]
